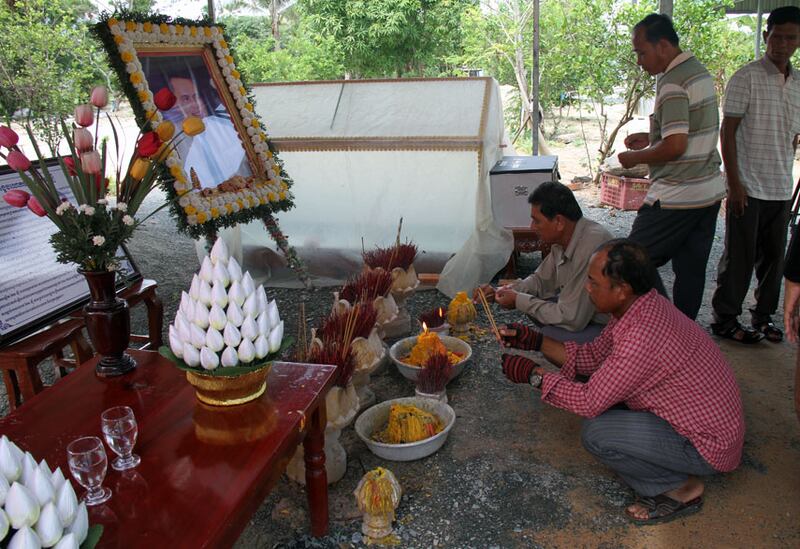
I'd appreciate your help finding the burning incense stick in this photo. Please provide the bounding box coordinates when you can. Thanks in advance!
[477,287,502,345]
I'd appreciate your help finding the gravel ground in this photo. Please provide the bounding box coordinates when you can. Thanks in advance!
[4,185,780,547]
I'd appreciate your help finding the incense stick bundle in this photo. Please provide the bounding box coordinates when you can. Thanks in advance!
[477,288,502,344]
[340,269,393,303]
[416,352,453,394]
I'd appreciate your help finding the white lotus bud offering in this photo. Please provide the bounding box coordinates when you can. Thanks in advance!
[35,502,62,547]
[198,279,212,306]
[182,344,200,367]
[8,525,41,549]
[241,272,255,297]
[212,261,230,288]
[256,311,271,337]
[228,280,246,307]
[179,291,192,317]
[211,281,228,309]
[0,509,8,543]
[268,320,284,353]
[256,285,268,315]
[191,302,209,330]
[223,323,242,348]
[37,460,50,480]
[237,338,256,363]
[53,533,77,549]
[65,503,87,545]
[200,347,220,371]
[209,237,230,265]
[6,482,40,529]
[242,293,258,318]
[0,437,21,482]
[208,304,227,331]
[226,300,244,327]
[205,327,224,353]
[31,468,54,506]
[240,315,258,342]
[50,469,65,495]
[227,257,243,282]
[189,274,201,300]
[175,315,192,348]
[55,481,77,527]
[254,335,269,359]
[266,299,280,328]
[0,472,9,506]
[168,325,184,359]
[22,453,37,488]
[199,256,214,283]
[189,323,206,349]
[221,346,239,367]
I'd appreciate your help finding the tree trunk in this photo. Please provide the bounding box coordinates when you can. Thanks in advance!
[271,0,281,49]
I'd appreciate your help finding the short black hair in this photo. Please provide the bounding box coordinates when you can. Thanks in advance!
[634,13,680,47]
[528,182,583,222]
[595,239,658,296]
[767,6,800,32]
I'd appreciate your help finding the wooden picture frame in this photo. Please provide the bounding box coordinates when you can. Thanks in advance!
[92,13,294,240]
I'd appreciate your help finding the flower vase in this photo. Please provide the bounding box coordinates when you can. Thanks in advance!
[80,270,136,377]
[286,383,359,485]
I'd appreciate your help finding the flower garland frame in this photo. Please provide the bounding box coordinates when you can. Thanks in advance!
[91,11,294,240]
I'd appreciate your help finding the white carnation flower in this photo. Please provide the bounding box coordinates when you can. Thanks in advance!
[97,198,108,205]
[92,235,106,246]
[116,201,128,212]
[55,202,71,215]
[122,215,134,226]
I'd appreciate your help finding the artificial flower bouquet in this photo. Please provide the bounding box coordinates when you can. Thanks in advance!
[1,85,204,272]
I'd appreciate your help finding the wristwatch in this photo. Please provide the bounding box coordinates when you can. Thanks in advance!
[529,371,543,389]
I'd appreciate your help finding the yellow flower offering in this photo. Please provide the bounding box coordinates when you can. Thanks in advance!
[372,404,443,444]
[156,121,175,141]
[403,329,461,367]
[182,116,205,136]
[129,158,149,181]
[447,291,476,336]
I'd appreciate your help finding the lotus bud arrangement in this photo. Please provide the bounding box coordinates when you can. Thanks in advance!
[166,238,284,371]
[0,436,96,548]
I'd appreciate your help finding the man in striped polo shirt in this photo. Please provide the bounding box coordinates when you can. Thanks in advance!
[619,14,726,321]
[711,6,800,344]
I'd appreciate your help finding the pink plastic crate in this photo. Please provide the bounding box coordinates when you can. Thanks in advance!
[600,172,651,211]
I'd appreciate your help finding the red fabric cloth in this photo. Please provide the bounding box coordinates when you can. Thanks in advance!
[541,289,745,472]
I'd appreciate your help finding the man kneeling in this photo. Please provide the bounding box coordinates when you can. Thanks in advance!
[500,239,744,524]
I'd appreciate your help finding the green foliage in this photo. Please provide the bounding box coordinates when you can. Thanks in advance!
[0,0,105,153]
[302,0,475,77]
[218,15,274,42]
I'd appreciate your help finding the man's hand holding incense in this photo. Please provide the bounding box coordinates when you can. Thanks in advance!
[473,284,496,303]
[494,286,517,309]
[501,354,544,385]
[499,323,543,351]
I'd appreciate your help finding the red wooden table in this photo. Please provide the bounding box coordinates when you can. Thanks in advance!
[0,349,337,547]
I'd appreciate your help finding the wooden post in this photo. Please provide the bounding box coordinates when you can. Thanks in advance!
[304,402,329,537]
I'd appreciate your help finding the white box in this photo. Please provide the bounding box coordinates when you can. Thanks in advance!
[490,156,559,228]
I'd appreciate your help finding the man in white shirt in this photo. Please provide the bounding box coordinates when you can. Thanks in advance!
[711,6,800,344]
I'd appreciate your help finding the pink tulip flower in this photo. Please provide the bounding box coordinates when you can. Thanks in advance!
[0,126,19,149]
[73,128,93,151]
[74,104,94,127]
[26,196,46,217]
[3,189,29,208]
[80,150,102,175]
[90,86,108,108]
[7,150,31,171]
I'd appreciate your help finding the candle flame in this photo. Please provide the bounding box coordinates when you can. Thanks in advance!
[437,307,444,318]
[422,321,428,334]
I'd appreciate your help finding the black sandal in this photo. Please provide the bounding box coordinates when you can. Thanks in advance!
[626,494,704,525]
[711,321,764,344]
[752,321,783,343]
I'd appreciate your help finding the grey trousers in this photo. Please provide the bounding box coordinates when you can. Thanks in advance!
[581,410,717,497]
[539,322,604,344]
[712,197,792,327]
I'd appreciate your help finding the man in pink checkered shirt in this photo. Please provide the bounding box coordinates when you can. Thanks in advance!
[500,239,745,525]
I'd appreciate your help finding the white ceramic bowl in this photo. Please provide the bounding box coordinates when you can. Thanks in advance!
[389,335,472,382]
[355,397,456,461]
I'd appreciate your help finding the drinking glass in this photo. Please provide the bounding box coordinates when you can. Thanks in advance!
[67,436,112,506]
[101,406,141,471]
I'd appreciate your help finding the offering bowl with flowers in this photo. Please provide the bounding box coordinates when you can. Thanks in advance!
[389,328,471,383]
[159,238,290,406]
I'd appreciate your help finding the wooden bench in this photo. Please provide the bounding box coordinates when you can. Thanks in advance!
[0,278,163,410]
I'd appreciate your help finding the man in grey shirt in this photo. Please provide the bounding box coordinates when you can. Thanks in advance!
[476,182,613,343]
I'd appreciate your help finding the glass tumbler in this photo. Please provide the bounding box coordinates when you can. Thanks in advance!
[101,406,141,471]
[67,436,112,506]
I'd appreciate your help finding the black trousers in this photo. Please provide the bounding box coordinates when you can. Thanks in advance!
[628,201,721,320]
[711,197,791,327]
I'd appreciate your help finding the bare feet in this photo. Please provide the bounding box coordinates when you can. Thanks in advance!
[626,477,705,520]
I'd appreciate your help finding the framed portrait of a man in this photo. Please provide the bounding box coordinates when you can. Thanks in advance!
[92,15,296,243]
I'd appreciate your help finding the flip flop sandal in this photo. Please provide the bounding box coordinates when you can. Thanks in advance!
[711,321,764,344]
[626,494,704,525]
[752,321,783,343]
